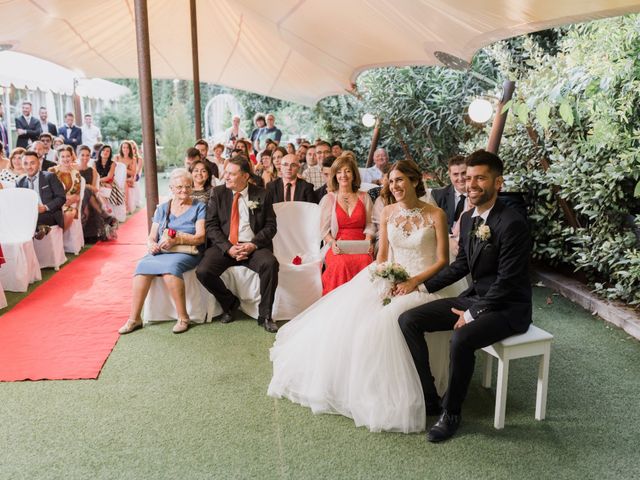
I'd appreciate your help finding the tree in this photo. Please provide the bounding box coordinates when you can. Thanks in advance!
[157,102,193,170]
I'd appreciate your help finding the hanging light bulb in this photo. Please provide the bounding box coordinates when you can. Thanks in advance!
[361,113,376,128]
[468,98,493,123]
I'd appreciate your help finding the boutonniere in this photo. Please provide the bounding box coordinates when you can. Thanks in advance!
[247,200,259,211]
[475,224,491,242]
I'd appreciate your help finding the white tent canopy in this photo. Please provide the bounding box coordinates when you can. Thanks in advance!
[0,52,129,101]
[0,0,638,106]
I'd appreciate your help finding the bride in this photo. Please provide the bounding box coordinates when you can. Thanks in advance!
[268,160,464,433]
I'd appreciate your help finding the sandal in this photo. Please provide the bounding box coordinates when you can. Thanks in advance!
[172,318,190,334]
[118,319,143,334]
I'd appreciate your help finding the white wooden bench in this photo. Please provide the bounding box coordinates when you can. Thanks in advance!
[481,325,553,429]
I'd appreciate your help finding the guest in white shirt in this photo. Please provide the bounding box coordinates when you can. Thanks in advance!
[81,114,102,148]
[360,147,389,185]
[39,133,58,165]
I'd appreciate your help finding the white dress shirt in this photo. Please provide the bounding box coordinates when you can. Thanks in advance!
[236,186,255,242]
[463,203,495,324]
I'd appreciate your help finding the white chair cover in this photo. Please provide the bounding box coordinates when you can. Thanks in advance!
[271,202,322,320]
[33,225,67,270]
[0,278,7,309]
[206,202,323,321]
[0,180,15,189]
[0,188,42,292]
[108,162,127,222]
[63,176,85,255]
[143,269,211,323]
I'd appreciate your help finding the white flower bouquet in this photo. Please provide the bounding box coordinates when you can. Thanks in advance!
[369,261,410,306]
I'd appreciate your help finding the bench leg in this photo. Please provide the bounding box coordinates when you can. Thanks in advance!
[535,346,550,421]
[482,352,493,388]
[494,358,509,429]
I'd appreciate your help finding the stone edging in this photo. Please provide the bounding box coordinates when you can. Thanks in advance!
[533,267,640,341]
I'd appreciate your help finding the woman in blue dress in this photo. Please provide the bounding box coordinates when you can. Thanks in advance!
[118,168,206,335]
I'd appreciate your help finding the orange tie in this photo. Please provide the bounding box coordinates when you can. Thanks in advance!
[229,192,241,245]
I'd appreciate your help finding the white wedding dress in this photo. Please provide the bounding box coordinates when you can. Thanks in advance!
[268,207,464,433]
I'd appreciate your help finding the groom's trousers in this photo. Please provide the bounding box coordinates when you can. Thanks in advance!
[399,297,521,415]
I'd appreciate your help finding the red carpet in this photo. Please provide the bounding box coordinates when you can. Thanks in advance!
[0,209,148,381]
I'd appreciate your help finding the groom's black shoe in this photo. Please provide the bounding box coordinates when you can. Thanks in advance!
[427,411,461,443]
[220,298,240,324]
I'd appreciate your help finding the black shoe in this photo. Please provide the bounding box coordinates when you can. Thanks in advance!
[427,411,461,443]
[425,398,442,416]
[260,317,278,333]
[33,224,51,240]
[220,298,240,324]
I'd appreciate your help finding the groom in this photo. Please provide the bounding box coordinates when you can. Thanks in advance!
[399,149,532,442]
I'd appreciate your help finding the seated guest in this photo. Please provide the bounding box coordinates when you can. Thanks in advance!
[371,173,393,253]
[360,147,389,185]
[48,145,82,230]
[196,155,279,333]
[16,151,66,239]
[267,154,316,203]
[271,146,286,178]
[0,147,26,184]
[58,112,82,147]
[0,149,8,171]
[320,154,374,295]
[303,142,325,189]
[313,155,336,203]
[92,142,104,160]
[115,140,137,189]
[255,150,277,185]
[210,143,225,177]
[53,136,65,150]
[296,143,308,172]
[119,168,206,335]
[194,139,219,179]
[95,144,118,210]
[184,147,201,170]
[286,142,296,155]
[39,133,58,165]
[77,145,116,242]
[331,140,343,157]
[189,159,213,203]
[31,140,56,171]
[431,155,468,233]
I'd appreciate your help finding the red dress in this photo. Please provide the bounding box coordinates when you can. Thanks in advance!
[322,198,372,295]
[0,244,4,266]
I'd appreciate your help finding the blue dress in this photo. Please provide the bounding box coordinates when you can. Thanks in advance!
[134,200,206,279]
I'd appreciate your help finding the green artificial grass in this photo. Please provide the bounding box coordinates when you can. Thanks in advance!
[1,287,639,479]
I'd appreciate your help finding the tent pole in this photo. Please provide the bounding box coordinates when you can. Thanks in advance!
[486,80,515,154]
[134,0,159,229]
[365,118,381,168]
[4,88,13,149]
[190,0,202,140]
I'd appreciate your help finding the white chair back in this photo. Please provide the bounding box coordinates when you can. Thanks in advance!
[273,202,321,259]
[0,180,16,189]
[0,188,39,243]
[114,162,127,188]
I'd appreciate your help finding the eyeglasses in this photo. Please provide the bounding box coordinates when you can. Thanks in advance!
[172,185,192,191]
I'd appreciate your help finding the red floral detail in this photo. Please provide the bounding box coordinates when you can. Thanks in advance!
[292,255,302,265]
[167,228,177,238]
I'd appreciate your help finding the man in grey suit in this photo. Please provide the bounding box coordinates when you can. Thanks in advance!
[16,151,66,239]
[430,155,467,233]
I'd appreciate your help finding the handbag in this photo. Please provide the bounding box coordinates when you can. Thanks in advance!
[109,182,125,206]
[159,200,199,255]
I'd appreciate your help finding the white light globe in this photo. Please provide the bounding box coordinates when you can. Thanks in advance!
[468,98,493,123]
[362,113,376,128]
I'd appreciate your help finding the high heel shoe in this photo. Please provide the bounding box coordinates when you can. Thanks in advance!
[172,318,189,334]
[118,319,143,334]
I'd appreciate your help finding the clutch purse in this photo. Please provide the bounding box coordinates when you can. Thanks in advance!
[336,240,370,254]
[159,230,198,255]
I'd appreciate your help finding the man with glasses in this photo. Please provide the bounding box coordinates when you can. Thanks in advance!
[267,154,316,203]
[39,133,58,165]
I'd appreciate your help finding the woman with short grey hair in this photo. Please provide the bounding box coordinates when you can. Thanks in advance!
[119,168,206,334]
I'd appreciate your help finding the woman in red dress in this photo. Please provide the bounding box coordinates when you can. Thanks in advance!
[320,154,374,294]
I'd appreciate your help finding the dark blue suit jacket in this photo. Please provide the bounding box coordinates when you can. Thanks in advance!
[16,171,66,228]
[59,125,82,147]
[15,116,42,148]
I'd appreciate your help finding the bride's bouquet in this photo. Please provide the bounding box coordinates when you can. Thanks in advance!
[369,262,410,306]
